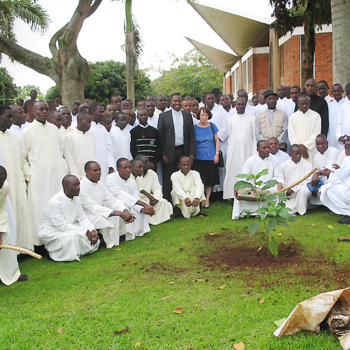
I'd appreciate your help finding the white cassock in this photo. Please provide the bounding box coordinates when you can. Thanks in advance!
[229,104,258,117]
[60,126,74,140]
[277,97,295,118]
[38,191,99,261]
[9,123,28,138]
[282,158,312,215]
[320,157,350,216]
[79,177,127,248]
[328,98,346,150]
[133,169,173,225]
[254,103,268,114]
[20,120,65,246]
[0,181,21,285]
[336,150,348,166]
[87,122,114,182]
[64,129,97,180]
[310,146,340,205]
[105,172,150,239]
[210,103,228,192]
[288,109,321,164]
[223,112,256,199]
[171,170,205,219]
[274,150,290,164]
[0,131,33,250]
[325,95,333,103]
[71,115,78,129]
[110,125,132,162]
[147,115,159,129]
[336,98,350,144]
[232,154,284,220]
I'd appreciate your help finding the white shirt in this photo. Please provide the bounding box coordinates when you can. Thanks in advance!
[110,124,132,161]
[171,108,184,146]
[277,97,295,118]
[229,104,258,117]
[273,150,290,164]
[9,124,27,138]
[254,103,268,114]
[328,98,346,149]
[314,146,340,172]
[336,98,350,141]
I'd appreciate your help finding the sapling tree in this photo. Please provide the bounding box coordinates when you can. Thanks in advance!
[234,169,296,256]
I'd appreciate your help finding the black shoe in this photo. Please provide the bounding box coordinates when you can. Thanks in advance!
[197,211,208,217]
[17,274,28,282]
[339,216,350,224]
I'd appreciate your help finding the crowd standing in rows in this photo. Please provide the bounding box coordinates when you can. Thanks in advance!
[1,79,350,285]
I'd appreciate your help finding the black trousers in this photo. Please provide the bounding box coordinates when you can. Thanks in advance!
[162,146,185,202]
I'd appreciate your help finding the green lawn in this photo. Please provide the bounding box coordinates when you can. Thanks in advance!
[2,201,349,349]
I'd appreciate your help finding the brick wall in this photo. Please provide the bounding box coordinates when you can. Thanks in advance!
[314,32,333,87]
[252,53,269,93]
[282,36,300,87]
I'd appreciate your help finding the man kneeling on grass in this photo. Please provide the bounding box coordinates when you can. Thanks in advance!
[171,156,206,218]
[39,175,99,262]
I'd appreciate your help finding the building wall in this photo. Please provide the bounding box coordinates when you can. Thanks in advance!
[252,53,269,93]
[314,32,333,86]
[282,35,300,87]
[224,75,233,94]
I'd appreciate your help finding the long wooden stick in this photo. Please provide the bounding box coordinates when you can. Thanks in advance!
[0,244,42,259]
[273,167,319,194]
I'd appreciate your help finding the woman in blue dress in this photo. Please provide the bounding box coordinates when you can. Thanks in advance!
[193,107,220,208]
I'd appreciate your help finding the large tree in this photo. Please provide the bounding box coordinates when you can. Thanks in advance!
[331,0,350,88]
[0,0,102,107]
[151,49,222,97]
[270,0,331,87]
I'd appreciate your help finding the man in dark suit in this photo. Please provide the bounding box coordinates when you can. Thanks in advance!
[158,93,196,202]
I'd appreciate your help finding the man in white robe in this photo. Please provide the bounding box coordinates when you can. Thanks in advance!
[254,89,267,114]
[335,84,350,148]
[132,155,172,225]
[8,105,27,138]
[335,140,350,167]
[105,158,153,239]
[327,84,346,149]
[320,156,350,223]
[58,107,74,139]
[276,85,295,118]
[171,156,206,219]
[310,134,340,205]
[80,161,135,247]
[87,102,114,182]
[288,95,321,165]
[110,111,132,162]
[268,137,289,164]
[145,100,159,129]
[282,145,313,215]
[64,112,97,180]
[0,167,27,285]
[153,94,168,119]
[20,101,65,247]
[0,106,33,251]
[39,175,100,261]
[229,90,258,117]
[223,97,256,199]
[233,140,284,220]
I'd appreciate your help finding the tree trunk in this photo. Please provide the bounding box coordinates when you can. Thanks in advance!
[125,0,135,107]
[302,12,316,87]
[331,0,350,89]
[0,0,102,108]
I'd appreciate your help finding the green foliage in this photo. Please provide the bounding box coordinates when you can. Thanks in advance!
[0,67,18,105]
[0,0,49,41]
[17,84,43,101]
[151,49,223,98]
[234,169,296,256]
[45,85,60,102]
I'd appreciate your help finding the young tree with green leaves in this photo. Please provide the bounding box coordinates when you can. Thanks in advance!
[0,67,18,105]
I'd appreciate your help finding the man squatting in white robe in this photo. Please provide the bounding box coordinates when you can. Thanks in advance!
[131,155,173,225]
[171,156,206,219]
[39,175,100,262]
[105,158,154,240]
[0,166,27,285]
[233,140,284,220]
[282,145,313,215]
[79,161,135,248]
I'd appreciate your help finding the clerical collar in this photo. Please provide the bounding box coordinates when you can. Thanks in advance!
[139,123,149,129]
[268,108,277,112]
[86,175,98,184]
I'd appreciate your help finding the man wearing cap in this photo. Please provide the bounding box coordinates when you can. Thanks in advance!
[255,90,288,150]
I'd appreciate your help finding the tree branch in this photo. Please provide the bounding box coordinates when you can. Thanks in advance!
[0,36,58,82]
[87,0,103,19]
[49,24,67,59]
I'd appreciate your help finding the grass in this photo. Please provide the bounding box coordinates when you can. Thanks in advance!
[1,201,350,349]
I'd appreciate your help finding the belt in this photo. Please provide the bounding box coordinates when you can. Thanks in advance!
[175,145,184,149]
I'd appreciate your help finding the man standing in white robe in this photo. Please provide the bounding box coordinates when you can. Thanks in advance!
[229,90,258,117]
[87,102,114,182]
[327,84,346,150]
[282,145,313,215]
[254,89,267,114]
[105,158,153,239]
[223,97,256,199]
[171,156,206,219]
[233,140,284,220]
[335,83,350,148]
[310,134,340,205]
[39,175,100,262]
[80,161,135,247]
[64,112,97,180]
[8,105,27,138]
[58,107,74,139]
[131,155,173,225]
[288,95,321,165]
[276,85,295,118]
[20,101,65,248]
[110,111,132,162]
[0,167,28,285]
[0,106,33,251]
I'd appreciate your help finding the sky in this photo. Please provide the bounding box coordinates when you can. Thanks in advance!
[1,0,273,94]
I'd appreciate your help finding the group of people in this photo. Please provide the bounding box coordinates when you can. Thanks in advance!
[1,79,350,285]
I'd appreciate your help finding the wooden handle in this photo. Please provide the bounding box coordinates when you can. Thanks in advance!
[0,244,42,259]
[273,167,319,194]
